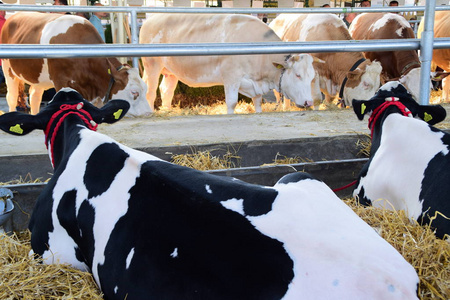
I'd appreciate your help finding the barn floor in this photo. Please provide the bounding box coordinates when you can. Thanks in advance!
[1,97,450,155]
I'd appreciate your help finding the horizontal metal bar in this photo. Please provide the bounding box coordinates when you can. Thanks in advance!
[1,39,449,59]
[1,4,449,14]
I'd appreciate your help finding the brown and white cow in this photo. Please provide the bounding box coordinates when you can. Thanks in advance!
[139,14,316,114]
[269,13,382,107]
[349,13,422,101]
[1,12,150,117]
[418,11,450,102]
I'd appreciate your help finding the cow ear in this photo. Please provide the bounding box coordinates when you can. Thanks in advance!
[272,61,286,70]
[0,112,44,136]
[94,99,130,124]
[352,99,373,120]
[347,69,362,81]
[417,104,447,125]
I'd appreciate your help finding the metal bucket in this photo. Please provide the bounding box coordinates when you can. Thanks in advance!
[0,187,15,227]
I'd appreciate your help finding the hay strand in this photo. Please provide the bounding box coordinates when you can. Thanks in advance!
[0,231,102,299]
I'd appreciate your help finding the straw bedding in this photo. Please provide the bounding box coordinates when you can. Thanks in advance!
[0,89,448,299]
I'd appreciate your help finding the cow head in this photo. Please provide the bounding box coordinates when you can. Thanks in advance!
[398,67,422,101]
[343,60,382,107]
[0,88,130,136]
[352,81,446,126]
[273,54,317,108]
[108,62,151,117]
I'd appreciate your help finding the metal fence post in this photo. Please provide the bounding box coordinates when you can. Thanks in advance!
[419,0,436,105]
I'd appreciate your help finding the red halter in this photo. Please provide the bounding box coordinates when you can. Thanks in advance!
[367,97,412,138]
[44,103,98,168]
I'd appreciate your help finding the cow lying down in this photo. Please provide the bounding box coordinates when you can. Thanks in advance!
[352,81,449,239]
[0,88,418,299]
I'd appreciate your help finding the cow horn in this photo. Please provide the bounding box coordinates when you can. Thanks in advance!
[313,56,325,64]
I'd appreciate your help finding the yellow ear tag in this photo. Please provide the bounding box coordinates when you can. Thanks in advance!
[108,69,111,75]
[276,64,284,69]
[10,124,24,134]
[424,112,432,123]
[113,109,123,120]
[361,103,366,115]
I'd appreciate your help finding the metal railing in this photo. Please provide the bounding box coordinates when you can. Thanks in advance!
[0,3,449,104]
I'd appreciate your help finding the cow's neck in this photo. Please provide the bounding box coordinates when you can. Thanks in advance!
[317,52,365,86]
[44,103,98,169]
[368,99,412,154]
[396,51,420,78]
[79,58,123,102]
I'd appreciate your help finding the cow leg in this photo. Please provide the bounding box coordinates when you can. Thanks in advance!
[443,77,449,103]
[252,95,263,113]
[141,58,162,111]
[28,86,45,115]
[160,74,178,109]
[312,75,322,110]
[224,84,239,114]
[3,60,21,112]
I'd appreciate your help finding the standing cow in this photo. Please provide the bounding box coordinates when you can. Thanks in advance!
[352,81,449,239]
[0,88,419,299]
[139,14,316,114]
[349,13,423,100]
[269,13,382,107]
[418,11,450,102]
[1,12,150,117]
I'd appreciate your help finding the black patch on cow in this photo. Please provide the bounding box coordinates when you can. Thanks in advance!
[418,131,450,239]
[29,182,56,256]
[56,189,96,268]
[98,160,293,300]
[276,171,320,184]
[84,143,129,199]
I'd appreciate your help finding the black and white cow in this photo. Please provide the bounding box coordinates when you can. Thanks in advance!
[0,88,419,299]
[352,81,449,239]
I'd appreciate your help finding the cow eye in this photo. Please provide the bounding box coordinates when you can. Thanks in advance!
[296,74,302,79]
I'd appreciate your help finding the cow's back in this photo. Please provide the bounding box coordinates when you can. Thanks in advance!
[270,14,352,43]
[141,13,280,44]
[1,12,60,45]
[350,13,415,40]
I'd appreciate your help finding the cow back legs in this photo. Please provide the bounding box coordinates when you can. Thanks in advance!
[160,74,178,109]
[224,84,239,114]
[29,86,45,115]
[252,95,263,113]
[141,59,162,111]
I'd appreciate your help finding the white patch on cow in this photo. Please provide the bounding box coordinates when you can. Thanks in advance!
[41,16,86,44]
[380,80,401,91]
[48,128,162,287]
[126,248,135,269]
[220,198,245,215]
[170,248,178,258]
[299,14,342,41]
[399,68,422,101]
[205,184,212,194]
[114,286,118,294]
[354,114,448,220]
[246,178,419,299]
[370,13,411,37]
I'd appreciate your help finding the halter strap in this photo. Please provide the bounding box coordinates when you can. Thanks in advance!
[339,58,366,100]
[104,64,127,104]
[400,61,421,77]
[44,103,98,168]
[367,97,412,138]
